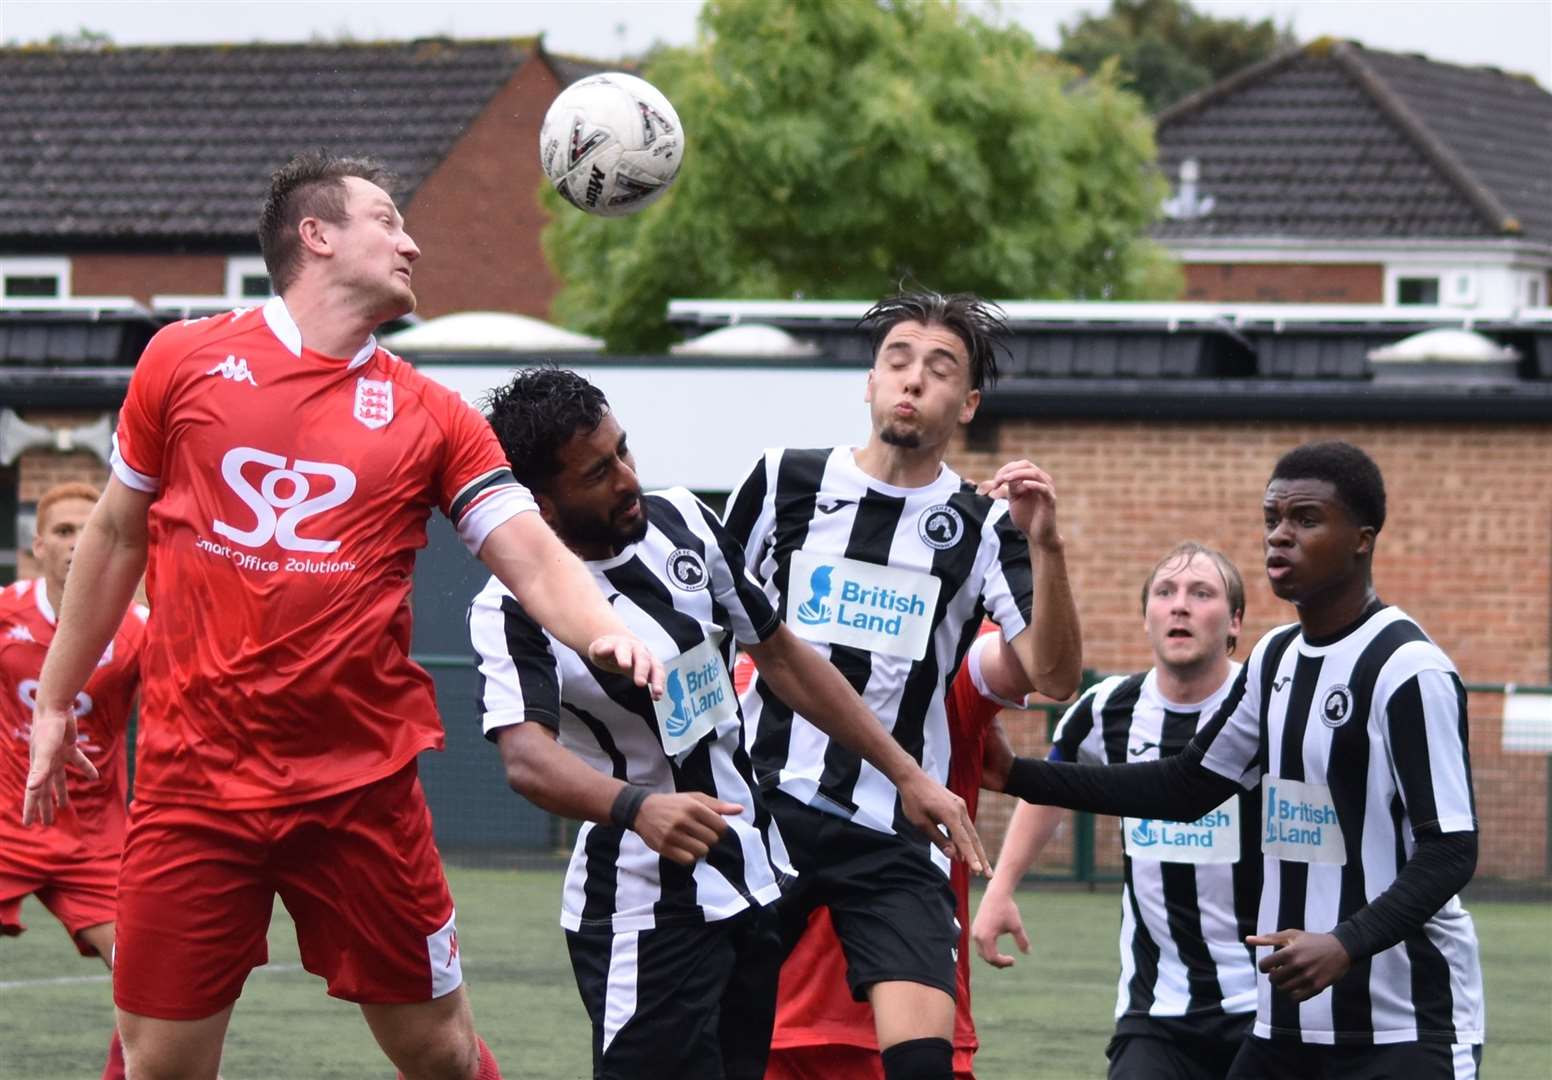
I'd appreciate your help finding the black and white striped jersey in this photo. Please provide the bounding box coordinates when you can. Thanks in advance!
[1187,605,1485,1046]
[724,446,1033,866]
[1051,665,1260,1028]
[469,487,788,935]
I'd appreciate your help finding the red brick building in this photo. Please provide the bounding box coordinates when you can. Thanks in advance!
[0,38,605,318]
[1154,40,1552,309]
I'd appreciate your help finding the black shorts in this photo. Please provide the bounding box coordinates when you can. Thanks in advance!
[1226,1035,1484,1080]
[769,790,959,1002]
[1107,1013,1253,1080]
[566,903,784,1080]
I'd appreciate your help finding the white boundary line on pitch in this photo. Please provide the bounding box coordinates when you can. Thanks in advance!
[0,962,303,992]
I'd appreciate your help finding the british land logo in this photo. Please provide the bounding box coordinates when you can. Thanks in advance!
[353,378,393,430]
[787,550,941,662]
[917,504,964,550]
[796,565,834,625]
[1321,684,1354,728]
[206,354,258,386]
[667,548,709,591]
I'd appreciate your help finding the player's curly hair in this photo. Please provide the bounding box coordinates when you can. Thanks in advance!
[258,151,398,294]
[484,367,609,494]
[859,290,1010,392]
[1270,441,1387,533]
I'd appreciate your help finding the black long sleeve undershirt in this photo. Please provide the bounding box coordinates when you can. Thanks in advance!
[1003,751,1239,822]
[1003,753,1480,963]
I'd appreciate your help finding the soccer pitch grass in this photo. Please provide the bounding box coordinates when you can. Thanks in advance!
[4,868,1549,1079]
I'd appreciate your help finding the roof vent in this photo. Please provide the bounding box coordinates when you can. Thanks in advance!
[382,311,604,353]
[670,324,820,358]
[1162,158,1215,221]
[1368,328,1519,364]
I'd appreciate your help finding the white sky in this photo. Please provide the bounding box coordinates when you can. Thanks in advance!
[4,0,1549,88]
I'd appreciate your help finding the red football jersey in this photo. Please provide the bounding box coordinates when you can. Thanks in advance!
[111,300,534,809]
[0,579,146,864]
[762,630,1003,1056]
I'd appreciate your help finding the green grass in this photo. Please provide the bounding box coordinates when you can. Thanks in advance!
[2,870,1548,1078]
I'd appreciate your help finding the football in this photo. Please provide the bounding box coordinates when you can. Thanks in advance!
[539,72,685,218]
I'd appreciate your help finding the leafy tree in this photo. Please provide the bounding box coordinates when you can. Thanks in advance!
[1058,0,1293,114]
[543,0,1179,351]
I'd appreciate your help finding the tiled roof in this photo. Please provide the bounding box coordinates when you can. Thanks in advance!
[1154,41,1552,245]
[0,38,591,245]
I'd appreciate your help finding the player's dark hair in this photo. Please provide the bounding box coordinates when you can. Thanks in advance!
[860,290,1009,392]
[1269,441,1387,533]
[1140,541,1246,654]
[258,151,397,294]
[483,367,610,494]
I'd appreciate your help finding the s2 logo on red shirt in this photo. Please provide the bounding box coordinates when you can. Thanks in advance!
[213,447,357,553]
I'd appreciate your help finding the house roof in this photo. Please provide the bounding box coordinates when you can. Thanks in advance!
[1154,41,1552,246]
[0,38,604,247]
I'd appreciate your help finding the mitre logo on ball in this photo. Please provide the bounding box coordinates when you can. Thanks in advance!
[539,72,685,218]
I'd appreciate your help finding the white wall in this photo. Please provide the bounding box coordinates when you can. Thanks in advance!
[419,363,872,491]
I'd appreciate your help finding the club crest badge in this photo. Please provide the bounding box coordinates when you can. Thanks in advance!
[354,378,393,430]
[917,504,964,550]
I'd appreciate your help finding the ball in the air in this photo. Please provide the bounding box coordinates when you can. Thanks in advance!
[539,72,685,218]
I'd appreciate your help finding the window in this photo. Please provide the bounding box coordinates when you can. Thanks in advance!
[1396,277,1440,305]
[0,258,70,302]
[1527,277,1545,308]
[225,256,273,300]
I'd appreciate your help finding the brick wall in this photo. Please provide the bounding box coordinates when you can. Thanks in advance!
[1183,262,1384,303]
[948,419,1552,880]
[404,56,563,320]
[70,253,225,305]
[13,412,112,581]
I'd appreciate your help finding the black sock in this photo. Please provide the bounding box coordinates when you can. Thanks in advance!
[881,1037,953,1080]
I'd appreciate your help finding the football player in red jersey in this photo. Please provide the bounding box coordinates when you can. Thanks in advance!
[746,626,1032,1080]
[1,482,143,1080]
[23,152,664,1080]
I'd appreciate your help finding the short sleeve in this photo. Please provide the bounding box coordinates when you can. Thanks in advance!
[469,583,562,738]
[978,504,1033,643]
[1385,668,1477,837]
[693,495,780,645]
[433,389,538,554]
[1185,628,1294,789]
[722,453,775,581]
[112,324,184,491]
[1049,685,1104,766]
[954,634,1009,737]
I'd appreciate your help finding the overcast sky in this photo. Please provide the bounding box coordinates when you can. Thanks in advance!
[5,0,1549,88]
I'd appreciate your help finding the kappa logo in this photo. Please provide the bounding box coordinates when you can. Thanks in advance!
[5,623,33,642]
[667,548,708,592]
[206,354,258,386]
[917,504,964,550]
[1321,684,1354,728]
[353,378,393,430]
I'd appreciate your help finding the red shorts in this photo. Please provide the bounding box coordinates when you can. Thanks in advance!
[113,761,460,1020]
[765,1044,975,1080]
[0,852,118,956]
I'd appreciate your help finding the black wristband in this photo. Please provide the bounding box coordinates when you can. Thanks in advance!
[610,784,650,830]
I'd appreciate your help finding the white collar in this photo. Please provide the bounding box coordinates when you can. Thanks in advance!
[262,296,377,370]
[33,577,56,626]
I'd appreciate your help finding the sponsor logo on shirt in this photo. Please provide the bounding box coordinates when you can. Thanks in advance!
[787,550,941,661]
[14,679,97,749]
[1271,676,1292,692]
[1262,778,1346,865]
[1125,797,1241,864]
[206,354,258,386]
[917,504,964,550]
[198,447,359,574]
[353,378,393,430]
[654,637,737,758]
[815,498,854,515]
[6,623,33,642]
[666,548,708,591]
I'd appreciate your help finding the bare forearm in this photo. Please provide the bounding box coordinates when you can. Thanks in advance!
[985,799,1064,900]
[747,628,918,784]
[37,513,145,711]
[481,515,630,655]
[499,725,627,825]
[1015,540,1082,700]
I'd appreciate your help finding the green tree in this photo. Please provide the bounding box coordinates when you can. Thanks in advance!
[1058,0,1293,114]
[543,0,1179,351]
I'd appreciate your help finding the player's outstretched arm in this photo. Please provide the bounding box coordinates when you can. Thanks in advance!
[999,752,1237,822]
[743,624,988,875]
[496,723,740,867]
[972,799,1065,969]
[24,478,151,826]
[479,513,664,698]
[981,461,1082,700]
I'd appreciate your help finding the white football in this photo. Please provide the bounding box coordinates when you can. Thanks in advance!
[539,72,685,218]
